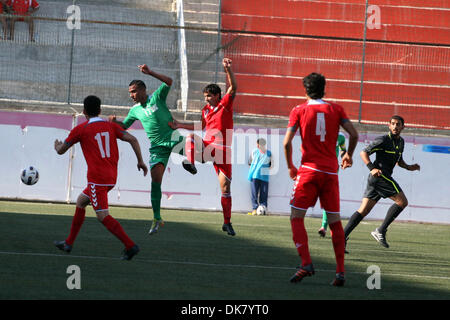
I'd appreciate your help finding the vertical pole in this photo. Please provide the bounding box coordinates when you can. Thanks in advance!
[66,113,77,203]
[177,0,189,113]
[67,0,76,104]
[358,0,369,123]
[214,0,222,83]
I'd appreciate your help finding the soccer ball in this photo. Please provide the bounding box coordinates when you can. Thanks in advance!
[21,166,39,185]
[256,205,267,216]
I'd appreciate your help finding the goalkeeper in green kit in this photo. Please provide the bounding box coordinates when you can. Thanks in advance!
[110,64,185,235]
[318,132,347,237]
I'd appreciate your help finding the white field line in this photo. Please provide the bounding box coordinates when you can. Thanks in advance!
[0,250,449,281]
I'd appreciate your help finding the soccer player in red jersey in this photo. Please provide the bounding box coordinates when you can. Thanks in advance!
[169,58,237,236]
[283,73,358,286]
[54,95,148,260]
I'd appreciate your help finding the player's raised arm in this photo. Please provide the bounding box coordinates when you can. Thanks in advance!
[138,64,173,87]
[168,118,195,131]
[223,58,237,98]
[54,139,70,155]
[108,115,128,129]
[340,119,358,169]
[283,127,298,180]
[397,157,420,172]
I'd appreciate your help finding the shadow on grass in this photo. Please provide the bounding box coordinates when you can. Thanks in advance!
[0,209,448,300]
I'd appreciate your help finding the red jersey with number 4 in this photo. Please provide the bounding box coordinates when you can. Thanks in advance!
[202,93,233,147]
[288,99,349,173]
[64,118,125,185]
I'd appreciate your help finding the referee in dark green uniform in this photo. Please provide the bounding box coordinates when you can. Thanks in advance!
[344,115,420,250]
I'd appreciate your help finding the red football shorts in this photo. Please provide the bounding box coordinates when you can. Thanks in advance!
[82,184,114,212]
[290,166,340,213]
[202,140,232,181]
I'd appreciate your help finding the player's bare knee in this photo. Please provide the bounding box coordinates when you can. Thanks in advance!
[398,198,408,208]
[96,211,108,222]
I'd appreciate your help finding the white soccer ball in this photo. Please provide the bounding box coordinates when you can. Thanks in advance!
[256,205,267,216]
[21,166,39,185]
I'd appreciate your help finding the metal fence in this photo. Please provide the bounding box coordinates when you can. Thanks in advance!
[0,0,449,130]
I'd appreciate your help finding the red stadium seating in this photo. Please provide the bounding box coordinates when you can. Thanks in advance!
[221,0,450,130]
[222,14,450,44]
[222,1,448,28]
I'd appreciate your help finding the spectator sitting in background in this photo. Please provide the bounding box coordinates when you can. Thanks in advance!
[7,0,39,42]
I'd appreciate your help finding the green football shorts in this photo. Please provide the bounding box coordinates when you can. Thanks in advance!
[148,135,185,169]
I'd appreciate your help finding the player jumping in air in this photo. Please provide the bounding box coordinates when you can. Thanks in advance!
[110,65,184,235]
[54,95,148,260]
[344,115,420,250]
[283,73,358,286]
[168,58,237,236]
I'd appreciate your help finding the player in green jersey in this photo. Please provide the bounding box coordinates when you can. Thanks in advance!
[110,64,184,235]
[318,132,347,237]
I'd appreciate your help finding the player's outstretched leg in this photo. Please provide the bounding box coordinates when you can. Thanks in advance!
[329,220,346,286]
[290,264,315,283]
[55,206,86,253]
[182,135,197,175]
[221,193,235,236]
[318,209,328,237]
[149,181,164,235]
[121,244,140,261]
[54,240,72,253]
[371,202,404,248]
[99,213,139,260]
[290,215,313,283]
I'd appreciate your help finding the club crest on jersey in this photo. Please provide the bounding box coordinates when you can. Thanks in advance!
[150,104,158,113]
[144,104,158,117]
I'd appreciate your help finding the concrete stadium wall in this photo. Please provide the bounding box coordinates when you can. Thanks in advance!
[221,0,450,130]
[1,110,449,224]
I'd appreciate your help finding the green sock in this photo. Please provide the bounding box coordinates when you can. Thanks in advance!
[151,182,162,220]
[321,209,328,230]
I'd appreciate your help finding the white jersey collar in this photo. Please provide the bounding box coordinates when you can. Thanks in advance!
[307,99,327,105]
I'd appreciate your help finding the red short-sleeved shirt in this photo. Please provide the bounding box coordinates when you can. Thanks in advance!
[288,99,349,174]
[64,118,125,185]
[202,93,233,148]
[7,0,39,15]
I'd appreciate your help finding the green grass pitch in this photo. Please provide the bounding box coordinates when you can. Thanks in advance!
[0,200,449,300]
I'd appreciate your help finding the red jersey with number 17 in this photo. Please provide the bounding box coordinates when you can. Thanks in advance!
[288,99,349,173]
[64,118,125,185]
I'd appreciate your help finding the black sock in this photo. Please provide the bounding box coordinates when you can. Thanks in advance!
[379,204,404,233]
[344,211,364,238]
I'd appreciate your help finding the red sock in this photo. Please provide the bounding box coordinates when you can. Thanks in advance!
[221,194,232,224]
[65,207,86,246]
[329,221,345,274]
[186,135,195,164]
[290,217,312,266]
[101,215,135,250]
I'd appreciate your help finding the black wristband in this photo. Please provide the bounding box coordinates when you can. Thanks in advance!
[367,162,376,171]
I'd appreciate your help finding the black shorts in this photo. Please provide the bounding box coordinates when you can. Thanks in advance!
[363,174,403,201]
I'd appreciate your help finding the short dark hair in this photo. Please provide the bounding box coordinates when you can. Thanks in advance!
[129,80,146,90]
[257,138,266,146]
[303,73,326,99]
[203,83,221,96]
[391,115,405,126]
[83,95,101,117]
